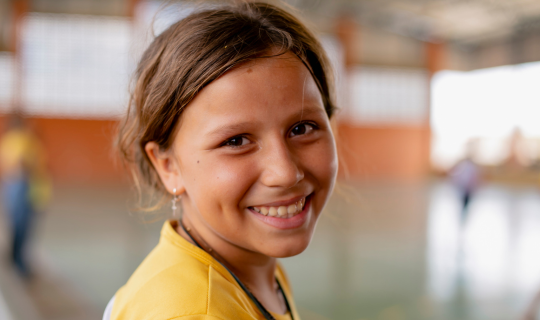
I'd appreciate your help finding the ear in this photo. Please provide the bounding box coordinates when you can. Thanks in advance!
[145,142,185,196]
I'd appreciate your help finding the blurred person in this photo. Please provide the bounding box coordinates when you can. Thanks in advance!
[449,155,481,225]
[522,289,540,320]
[105,2,338,320]
[0,112,51,277]
[505,127,528,168]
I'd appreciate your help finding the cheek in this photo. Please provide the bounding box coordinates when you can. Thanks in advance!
[186,155,257,210]
[303,137,338,187]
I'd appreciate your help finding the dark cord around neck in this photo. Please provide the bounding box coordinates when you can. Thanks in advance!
[178,220,293,320]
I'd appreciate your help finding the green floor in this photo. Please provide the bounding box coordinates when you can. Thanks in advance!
[1,180,539,320]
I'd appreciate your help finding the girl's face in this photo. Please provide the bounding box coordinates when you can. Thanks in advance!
[162,52,337,258]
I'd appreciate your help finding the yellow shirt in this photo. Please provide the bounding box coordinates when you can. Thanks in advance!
[111,221,300,320]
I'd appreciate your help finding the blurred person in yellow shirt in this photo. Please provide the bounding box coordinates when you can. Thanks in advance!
[0,112,51,277]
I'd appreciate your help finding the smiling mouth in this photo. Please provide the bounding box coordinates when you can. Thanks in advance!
[249,197,307,219]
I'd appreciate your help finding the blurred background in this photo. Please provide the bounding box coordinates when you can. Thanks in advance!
[0,0,540,319]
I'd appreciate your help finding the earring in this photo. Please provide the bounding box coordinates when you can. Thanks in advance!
[172,188,179,218]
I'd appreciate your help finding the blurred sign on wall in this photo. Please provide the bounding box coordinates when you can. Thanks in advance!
[19,13,131,118]
[349,66,429,125]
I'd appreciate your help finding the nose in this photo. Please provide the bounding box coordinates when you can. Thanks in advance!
[260,138,304,189]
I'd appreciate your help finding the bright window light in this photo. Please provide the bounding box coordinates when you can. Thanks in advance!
[431,62,540,169]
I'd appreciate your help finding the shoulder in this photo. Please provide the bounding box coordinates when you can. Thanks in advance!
[112,263,257,320]
[110,221,260,320]
[112,255,211,320]
[164,316,226,320]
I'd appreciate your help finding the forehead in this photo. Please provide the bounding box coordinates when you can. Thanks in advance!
[178,52,324,128]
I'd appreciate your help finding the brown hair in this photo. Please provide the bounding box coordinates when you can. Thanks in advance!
[117,1,336,197]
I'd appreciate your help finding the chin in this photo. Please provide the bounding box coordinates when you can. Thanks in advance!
[263,234,313,258]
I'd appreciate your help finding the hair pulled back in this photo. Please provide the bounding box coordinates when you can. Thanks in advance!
[117,1,336,194]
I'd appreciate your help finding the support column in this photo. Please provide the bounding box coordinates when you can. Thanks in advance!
[424,42,447,174]
[10,0,29,113]
[127,0,139,18]
[426,42,446,75]
[334,15,359,179]
[335,14,359,69]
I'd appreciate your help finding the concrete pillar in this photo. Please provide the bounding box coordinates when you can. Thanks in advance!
[333,22,444,182]
[426,42,446,75]
[423,42,447,174]
[335,15,359,69]
[10,0,29,113]
[127,0,139,18]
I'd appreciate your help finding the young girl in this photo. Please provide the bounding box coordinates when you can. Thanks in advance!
[107,2,338,319]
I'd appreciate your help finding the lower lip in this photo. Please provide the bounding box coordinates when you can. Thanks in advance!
[249,196,312,230]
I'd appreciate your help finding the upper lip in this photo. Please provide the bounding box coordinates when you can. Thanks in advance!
[250,194,309,208]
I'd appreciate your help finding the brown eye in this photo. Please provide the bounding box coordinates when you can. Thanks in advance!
[290,123,316,137]
[223,136,250,147]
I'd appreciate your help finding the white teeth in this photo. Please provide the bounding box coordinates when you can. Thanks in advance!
[252,197,307,219]
[287,204,296,214]
[287,210,295,219]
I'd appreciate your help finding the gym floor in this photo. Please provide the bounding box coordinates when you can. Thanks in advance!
[1,179,539,320]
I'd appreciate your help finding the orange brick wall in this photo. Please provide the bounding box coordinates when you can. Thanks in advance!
[336,122,431,181]
[0,117,127,184]
[1,117,431,184]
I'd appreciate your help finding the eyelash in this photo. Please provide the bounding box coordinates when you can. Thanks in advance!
[221,136,251,148]
[289,121,318,137]
[220,121,319,148]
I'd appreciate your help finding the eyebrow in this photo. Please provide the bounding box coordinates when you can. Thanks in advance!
[206,122,255,138]
[206,105,326,138]
[296,105,326,120]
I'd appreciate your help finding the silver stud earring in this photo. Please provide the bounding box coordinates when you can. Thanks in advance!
[172,188,179,218]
